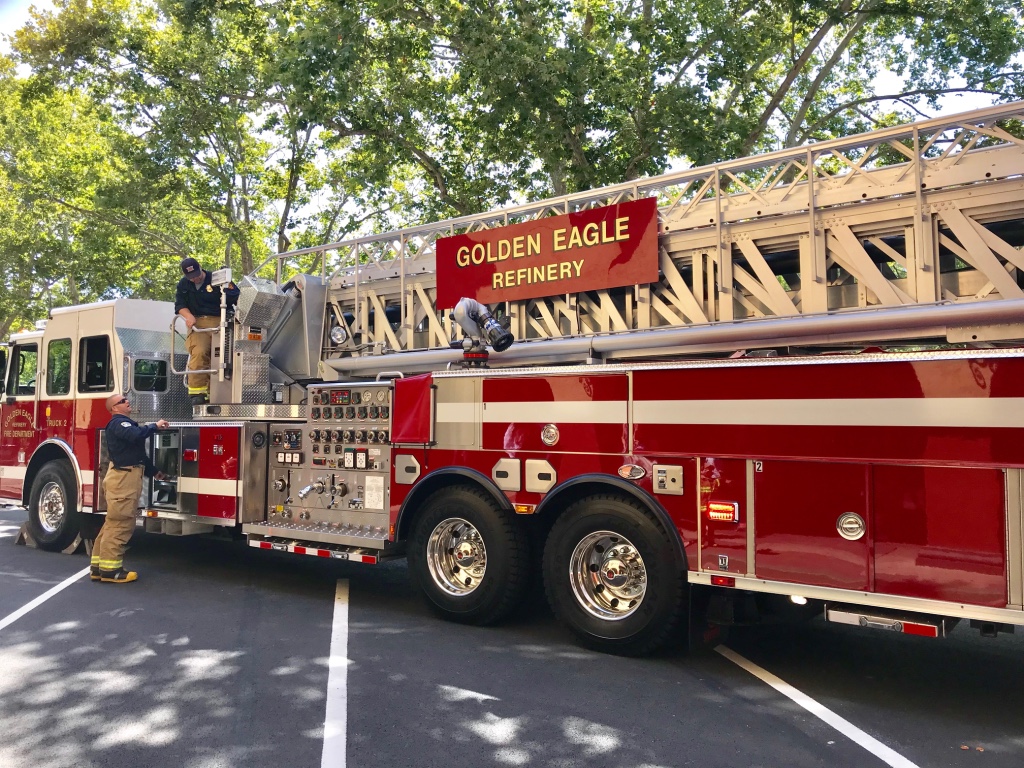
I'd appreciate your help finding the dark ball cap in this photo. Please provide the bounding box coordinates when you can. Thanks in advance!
[180,257,202,277]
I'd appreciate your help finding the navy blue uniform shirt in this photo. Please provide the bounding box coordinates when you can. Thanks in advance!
[106,414,158,476]
[174,270,240,318]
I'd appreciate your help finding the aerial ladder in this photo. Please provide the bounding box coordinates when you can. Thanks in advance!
[220,100,1024,390]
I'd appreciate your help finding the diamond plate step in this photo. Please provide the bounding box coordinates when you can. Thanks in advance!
[243,520,388,550]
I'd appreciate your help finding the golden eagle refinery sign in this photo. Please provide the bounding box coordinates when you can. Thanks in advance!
[435,197,659,309]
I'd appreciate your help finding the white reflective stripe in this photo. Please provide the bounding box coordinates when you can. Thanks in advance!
[436,402,476,423]
[634,397,1024,428]
[482,400,627,424]
[177,477,239,497]
[80,470,95,485]
[0,466,27,480]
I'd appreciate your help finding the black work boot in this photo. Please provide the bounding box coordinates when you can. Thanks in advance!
[189,394,208,406]
[99,568,138,583]
[90,565,101,581]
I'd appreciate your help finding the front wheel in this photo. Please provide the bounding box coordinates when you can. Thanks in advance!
[408,484,530,625]
[27,460,81,552]
[543,494,686,656]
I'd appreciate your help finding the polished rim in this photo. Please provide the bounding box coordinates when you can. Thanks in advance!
[38,481,67,534]
[426,517,487,596]
[569,530,647,620]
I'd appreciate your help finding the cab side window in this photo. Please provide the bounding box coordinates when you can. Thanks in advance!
[46,338,72,396]
[133,358,168,393]
[6,344,38,397]
[0,348,7,392]
[79,335,113,392]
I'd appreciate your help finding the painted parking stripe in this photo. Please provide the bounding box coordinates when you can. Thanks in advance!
[321,579,350,768]
[0,567,91,633]
[717,646,919,768]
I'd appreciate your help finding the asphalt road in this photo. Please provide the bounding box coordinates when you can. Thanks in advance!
[1,505,1021,768]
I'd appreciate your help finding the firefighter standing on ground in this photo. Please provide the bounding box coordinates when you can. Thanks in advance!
[91,394,170,583]
[175,257,239,405]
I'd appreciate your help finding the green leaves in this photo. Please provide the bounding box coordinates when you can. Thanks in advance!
[0,0,1020,335]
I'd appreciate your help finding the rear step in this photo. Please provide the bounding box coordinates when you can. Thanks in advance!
[825,604,958,638]
[248,536,391,564]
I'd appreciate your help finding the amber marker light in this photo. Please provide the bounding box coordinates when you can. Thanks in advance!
[707,501,740,522]
[513,504,537,515]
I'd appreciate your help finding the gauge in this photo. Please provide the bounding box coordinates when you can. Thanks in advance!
[362,389,373,404]
[376,389,387,403]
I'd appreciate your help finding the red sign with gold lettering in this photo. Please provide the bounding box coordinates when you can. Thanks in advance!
[435,197,659,308]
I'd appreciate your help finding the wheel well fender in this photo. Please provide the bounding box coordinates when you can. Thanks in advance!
[534,474,688,569]
[395,467,511,542]
[25,440,81,509]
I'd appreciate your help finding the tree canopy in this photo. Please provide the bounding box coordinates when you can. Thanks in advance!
[1,0,1021,333]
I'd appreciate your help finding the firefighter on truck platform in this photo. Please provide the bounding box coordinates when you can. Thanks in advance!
[91,393,170,583]
[175,257,239,405]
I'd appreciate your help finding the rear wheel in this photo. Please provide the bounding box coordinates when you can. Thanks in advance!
[408,484,530,625]
[27,460,81,552]
[543,494,686,656]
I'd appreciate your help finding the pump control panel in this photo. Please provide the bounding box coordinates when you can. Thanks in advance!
[264,383,393,548]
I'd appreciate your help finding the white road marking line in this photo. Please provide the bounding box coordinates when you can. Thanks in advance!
[321,579,350,768]
[0,567,91,633]
[717,646,920,768]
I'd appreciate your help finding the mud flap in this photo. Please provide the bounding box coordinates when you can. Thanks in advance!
[686,584,726,651]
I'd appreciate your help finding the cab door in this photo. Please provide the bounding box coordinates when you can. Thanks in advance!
[0,342,40,499]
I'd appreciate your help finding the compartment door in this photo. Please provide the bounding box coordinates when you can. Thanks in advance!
[873,465,1006,607]
[755,461,870,591]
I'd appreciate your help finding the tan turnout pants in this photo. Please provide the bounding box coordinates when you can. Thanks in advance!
[92,465,143,572]
[185,315,220,395]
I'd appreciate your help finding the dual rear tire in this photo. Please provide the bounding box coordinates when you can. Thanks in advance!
[408,487,686,655]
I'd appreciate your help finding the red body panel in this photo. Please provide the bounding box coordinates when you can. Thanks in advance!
[872,465,1006,606]
[632,358,1024,466]
[482,375,629,453]
[196,427,239,520]
[699,458,748,575]
[394,353,1020,613]
[390,448,701,566]
[0,402,36,497]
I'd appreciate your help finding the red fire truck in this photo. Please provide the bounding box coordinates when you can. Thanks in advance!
[3,102,1024,655]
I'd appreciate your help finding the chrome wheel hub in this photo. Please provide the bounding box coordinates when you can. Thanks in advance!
[426,517,487,596]
[569,531,647,620]
[38,481,67,534]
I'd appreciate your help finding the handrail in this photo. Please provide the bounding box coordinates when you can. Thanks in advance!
[169,315,221,376]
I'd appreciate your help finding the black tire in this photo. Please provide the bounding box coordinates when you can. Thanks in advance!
[408,484,530,625]
[543,494,687,656]
[27,460,82,552]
